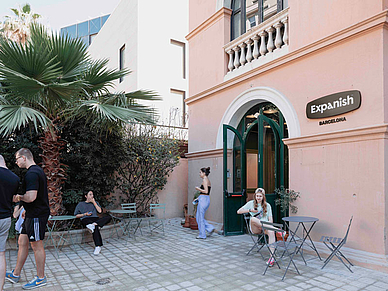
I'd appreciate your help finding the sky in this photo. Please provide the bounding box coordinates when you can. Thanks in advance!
[0,0,121,31]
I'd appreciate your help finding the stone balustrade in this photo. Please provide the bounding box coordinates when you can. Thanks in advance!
[224,8,289,78]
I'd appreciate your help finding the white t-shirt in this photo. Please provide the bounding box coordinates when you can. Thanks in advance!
[241,200,272,221]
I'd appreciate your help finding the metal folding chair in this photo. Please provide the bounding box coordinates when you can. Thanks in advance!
[261,221,301,281]
[147,203,166,235]
[320,216,354,272]
[121,203,143,237]
[243,213,266,258]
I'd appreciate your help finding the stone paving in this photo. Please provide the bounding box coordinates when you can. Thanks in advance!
[4,218,388,291]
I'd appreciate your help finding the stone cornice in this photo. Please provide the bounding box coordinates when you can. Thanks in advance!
[186,9,388,105]
[186,7,232,41]
[185,148,230,160]
[284,124,388,149]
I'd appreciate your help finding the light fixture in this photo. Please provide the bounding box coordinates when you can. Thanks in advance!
[246,112,260,118]
[263,108,278,114]
[264,125,271,128]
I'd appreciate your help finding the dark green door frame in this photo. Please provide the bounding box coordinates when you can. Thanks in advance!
[223,124,246,236]
[223,107,287,234]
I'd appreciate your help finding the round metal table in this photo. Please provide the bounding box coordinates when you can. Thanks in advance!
[46,215,77,258]
[282,216,322,262]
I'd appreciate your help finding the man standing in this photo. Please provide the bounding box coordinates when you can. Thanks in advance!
[0,155,19,291]
[6,148,50,289]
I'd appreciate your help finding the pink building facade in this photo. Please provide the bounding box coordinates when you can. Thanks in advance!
[186,0,388,271]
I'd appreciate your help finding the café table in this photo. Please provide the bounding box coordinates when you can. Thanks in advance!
[282,216,322,263]
[46,215,77,258]
[109,209,140,241]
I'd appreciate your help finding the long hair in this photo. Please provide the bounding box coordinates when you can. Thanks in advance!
[253,188,267,215]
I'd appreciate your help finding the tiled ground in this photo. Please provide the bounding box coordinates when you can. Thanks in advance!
[4,218,388,291]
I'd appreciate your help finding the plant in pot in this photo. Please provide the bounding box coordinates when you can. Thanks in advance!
[190,191,200,230]
[274,187,301,241]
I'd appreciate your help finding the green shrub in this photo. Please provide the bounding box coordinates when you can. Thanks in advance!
[117,125,182,215]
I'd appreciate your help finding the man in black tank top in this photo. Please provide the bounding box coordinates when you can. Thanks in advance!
[6,148,49,289]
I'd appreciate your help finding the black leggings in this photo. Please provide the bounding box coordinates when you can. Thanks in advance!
[81,215,112,246]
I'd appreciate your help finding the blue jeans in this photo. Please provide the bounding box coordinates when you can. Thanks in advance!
[196,195,214,238]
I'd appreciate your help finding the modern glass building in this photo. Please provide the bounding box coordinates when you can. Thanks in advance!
[60,14,109,46]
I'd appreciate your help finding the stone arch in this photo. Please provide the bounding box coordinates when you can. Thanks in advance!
[215,86,301,149]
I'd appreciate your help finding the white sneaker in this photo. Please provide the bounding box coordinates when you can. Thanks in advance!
[94,246,101,255]
[86,224,95,233]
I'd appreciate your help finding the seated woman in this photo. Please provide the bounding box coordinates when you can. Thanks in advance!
[74,191,111,255]
[237,187,276,266]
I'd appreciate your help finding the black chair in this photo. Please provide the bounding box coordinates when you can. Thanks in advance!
[320,216,354,272]
[261,221,301,281]
[243,213,266,258]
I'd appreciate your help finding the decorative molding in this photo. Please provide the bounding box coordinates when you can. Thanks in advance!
[186,148,229,160]
[284,124,388,149]
[186,9,388,104]
[186,8,232,41]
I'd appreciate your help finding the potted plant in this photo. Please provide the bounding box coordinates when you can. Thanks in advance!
[189,191,200,230]
[274,187,300,241]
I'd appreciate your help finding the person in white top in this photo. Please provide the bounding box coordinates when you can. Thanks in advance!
[237,188,276,266]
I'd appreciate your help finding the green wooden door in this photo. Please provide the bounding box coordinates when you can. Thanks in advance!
[223,103,288,234]
[223,124,246,236]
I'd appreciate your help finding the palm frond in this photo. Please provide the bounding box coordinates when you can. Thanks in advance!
[0,105,50,136]
[82,59,129,94]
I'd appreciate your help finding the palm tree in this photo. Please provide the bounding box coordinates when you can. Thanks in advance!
[0,24,159,215]
[0,3,41,44]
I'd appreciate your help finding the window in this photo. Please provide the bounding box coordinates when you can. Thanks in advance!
[170,89,187,127]
[231,0,284,40]
[61,25,76,38]
[119,45,125,83]
[101,15,109,26]
[170,40,186,79]
[89,33,97,45]
[77,21,88,37]
[89,17,101,35]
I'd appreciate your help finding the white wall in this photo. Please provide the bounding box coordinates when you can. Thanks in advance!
[88,0,139,92]
[87,0,189,127]
[137,0,188,126]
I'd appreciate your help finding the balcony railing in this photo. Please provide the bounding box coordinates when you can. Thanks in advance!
[224,8,289,80]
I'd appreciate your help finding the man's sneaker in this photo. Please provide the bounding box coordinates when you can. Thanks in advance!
[22,276,47,289]
[86,224,95,233]
[93,246,101,255]
[267,258,275,267]
[5,270,20,283]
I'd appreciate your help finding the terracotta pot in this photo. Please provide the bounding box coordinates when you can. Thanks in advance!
[183,215,190,228]
[276,231,289,241]
[189,216,198,230]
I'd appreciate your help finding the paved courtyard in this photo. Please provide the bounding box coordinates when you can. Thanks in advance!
[4,218,388,291]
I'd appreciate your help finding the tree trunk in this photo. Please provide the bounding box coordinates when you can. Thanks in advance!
[39,126,66,215]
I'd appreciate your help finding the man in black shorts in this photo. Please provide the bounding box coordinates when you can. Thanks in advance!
[6,148,50,289]
[0,155,19,291]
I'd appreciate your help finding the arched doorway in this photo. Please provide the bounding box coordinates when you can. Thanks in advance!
[223,102,289,236]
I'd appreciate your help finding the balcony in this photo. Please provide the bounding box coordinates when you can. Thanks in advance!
[224,8,289,81]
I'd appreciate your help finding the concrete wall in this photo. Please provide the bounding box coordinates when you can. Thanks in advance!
[158,159,188,218]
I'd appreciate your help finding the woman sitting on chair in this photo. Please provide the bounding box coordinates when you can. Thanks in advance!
[74,191,111,255]
[237,187,276,266]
